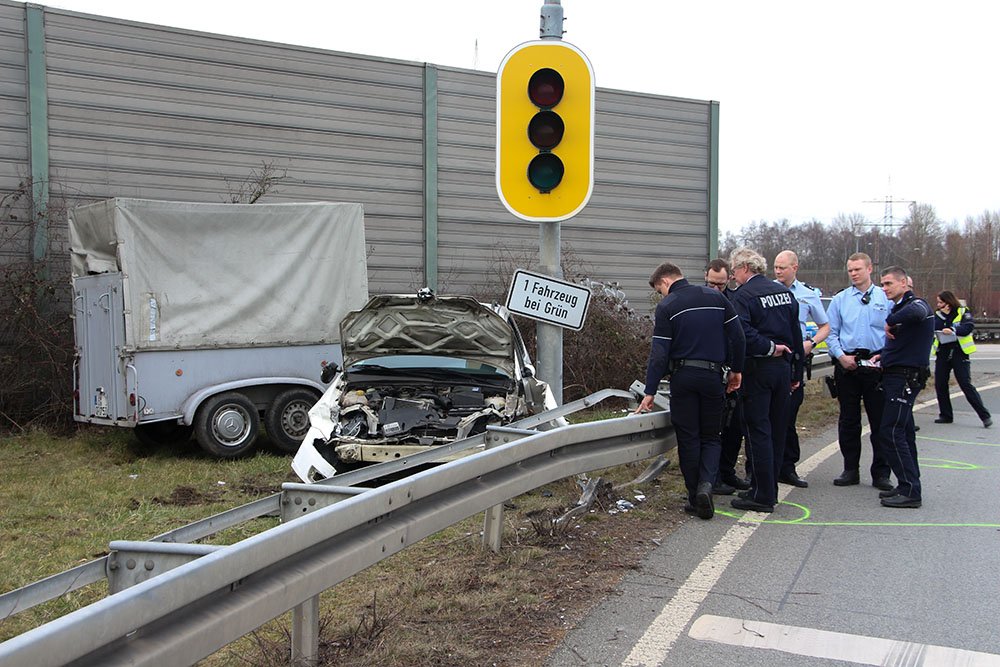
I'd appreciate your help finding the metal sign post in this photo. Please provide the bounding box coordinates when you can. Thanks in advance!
[538,222,563,403]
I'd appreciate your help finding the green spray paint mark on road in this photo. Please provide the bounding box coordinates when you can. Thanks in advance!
[919,458,984,470]
[715,499,1000,527]
[918,435,1000,448]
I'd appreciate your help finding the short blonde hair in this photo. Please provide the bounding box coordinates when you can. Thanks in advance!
[729,247,767,275]
[848,252,872,266]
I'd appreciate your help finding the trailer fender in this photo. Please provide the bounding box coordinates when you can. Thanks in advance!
[181,377,326,425]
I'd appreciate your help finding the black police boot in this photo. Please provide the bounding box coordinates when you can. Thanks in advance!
[833,470,860,486]
[694,482,714,520]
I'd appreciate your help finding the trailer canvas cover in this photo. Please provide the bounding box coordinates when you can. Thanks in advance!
[69,199,368,351]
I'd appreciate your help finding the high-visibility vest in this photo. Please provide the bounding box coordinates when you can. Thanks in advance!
[932,306,977,356]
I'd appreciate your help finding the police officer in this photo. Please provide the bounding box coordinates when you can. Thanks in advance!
[636,262,745,520]
[932,290,992,427]
[729,248,803,513]
[705,258,750,494]
[773,250,829,488]
[826,252,893,490]
[876,266,934,508]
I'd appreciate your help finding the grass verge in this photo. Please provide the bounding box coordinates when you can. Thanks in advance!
[2,390,844,665]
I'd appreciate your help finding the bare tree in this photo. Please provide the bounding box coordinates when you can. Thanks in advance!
[223,161,288,204]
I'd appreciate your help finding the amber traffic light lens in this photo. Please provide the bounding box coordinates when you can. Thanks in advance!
[527,110,565,149]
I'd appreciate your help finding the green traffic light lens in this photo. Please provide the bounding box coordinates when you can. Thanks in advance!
[528,110,565,149]
[527,153,564,193]
[527,68,564,109]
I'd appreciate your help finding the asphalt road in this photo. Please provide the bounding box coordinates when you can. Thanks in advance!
[547,345,1000,667]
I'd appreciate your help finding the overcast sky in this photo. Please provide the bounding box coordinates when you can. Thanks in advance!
[43,0,1000,234]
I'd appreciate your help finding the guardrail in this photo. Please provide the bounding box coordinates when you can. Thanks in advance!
[0,389,674,667]
[973,322,1000,341]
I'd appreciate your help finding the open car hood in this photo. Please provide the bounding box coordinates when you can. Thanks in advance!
[340,294,516,376]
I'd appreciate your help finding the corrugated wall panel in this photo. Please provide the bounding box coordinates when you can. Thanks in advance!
[0,0,715,308]
[38,8,428,294]
[434,67,711,307]
[0,1,29,261]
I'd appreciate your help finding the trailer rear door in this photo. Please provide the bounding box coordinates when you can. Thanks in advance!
[74,272,133,424]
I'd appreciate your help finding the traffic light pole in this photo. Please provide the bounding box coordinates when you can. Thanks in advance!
[538,0,564,405]
[539,0,564,39]
[537,221,563,405]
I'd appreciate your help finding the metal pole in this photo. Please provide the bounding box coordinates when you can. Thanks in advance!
[537,0,565,405]
[537,221,563,405]
[539,0,564,39]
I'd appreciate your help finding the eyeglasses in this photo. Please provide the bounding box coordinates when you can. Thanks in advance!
[861,290,872,305]
[707,281,729,288]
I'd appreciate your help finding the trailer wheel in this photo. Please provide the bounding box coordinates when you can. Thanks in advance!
[194,392,260,458]
[134,422,193,448]
[265,388,320,453]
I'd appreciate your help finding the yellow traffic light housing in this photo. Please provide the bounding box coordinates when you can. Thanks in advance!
[496,41,594,222]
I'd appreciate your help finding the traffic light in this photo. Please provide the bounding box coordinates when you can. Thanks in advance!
[496,41,594,222]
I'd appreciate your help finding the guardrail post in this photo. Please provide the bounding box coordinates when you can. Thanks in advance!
[482,496,504,553]
[480,425,535,552]
[291,594,320,666]
[281,484,367,665]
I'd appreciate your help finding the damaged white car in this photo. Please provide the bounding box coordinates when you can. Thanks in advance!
[291,290,558,482]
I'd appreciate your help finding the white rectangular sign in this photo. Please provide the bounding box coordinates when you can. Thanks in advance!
[506,269,591,331]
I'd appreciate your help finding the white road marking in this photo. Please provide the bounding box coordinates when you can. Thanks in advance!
[688,614,1000,666]
[620,382,1000,667]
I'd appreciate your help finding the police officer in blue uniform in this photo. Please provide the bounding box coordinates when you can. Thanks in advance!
[773,250,829,488]
[728,248,804,513]
[825,252,893,490]
[876,266,934,508]
[636,262,745,520]
[705,259,751,494]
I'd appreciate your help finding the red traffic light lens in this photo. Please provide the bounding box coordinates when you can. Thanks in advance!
[527,68,564,109]
[527,110,565,149]
[527,153,564,193]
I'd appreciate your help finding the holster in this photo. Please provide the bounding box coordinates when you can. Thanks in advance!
[824,375,838,399]
[720,392,738,430]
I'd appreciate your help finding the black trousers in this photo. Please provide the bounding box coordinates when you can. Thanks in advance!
[668,367,725,502]
[741,359,790,506]
[780,382,805,478]
[935,347,990,422]
[880,372,921,499]
[834,365,890,480]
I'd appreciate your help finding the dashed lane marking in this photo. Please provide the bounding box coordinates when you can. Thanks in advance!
[688,614,1000,667]
[688,614,1000,666]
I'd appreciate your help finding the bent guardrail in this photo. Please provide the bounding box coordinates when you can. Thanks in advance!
[0,389,674,667]
[0,388,631,621]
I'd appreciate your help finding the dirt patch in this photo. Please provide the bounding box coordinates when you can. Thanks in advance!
[152,485,225,507]
[237,473,284,497]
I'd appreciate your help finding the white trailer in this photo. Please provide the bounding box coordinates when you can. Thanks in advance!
[69,198,369,457]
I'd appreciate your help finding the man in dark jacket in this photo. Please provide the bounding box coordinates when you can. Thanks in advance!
[876,266,935,508]
[705,258,751,494]
[636,262,745,520]
[729,247,804,513]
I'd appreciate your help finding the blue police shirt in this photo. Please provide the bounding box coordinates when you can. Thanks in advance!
[731,273,804,382]
[826,284,889,359]
[776,278,828,340]
[881,291,935,368]
[643,278,746,396]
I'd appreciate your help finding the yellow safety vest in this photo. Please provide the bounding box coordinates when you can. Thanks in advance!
[932,306,977,356]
